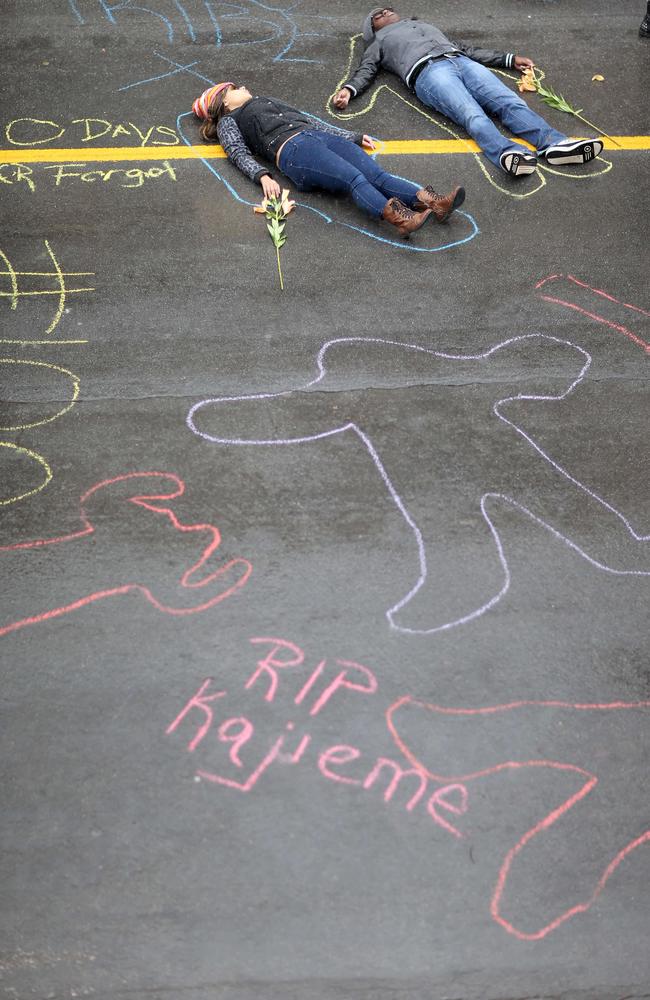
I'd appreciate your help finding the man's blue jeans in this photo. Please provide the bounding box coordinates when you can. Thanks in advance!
[278,130,422,218]
[415,55,568,166]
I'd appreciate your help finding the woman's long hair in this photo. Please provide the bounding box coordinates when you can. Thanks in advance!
[200,86,233,142]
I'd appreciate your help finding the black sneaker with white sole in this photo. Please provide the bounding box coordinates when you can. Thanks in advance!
[499,150,538,176]
[542,138,604,165]
[640,15,650,36]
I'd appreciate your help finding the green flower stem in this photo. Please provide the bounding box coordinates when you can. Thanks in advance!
[532,70,621,148]
[276,244,284,290]
[264,195,289,290]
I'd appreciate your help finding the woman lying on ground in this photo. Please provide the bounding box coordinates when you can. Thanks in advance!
[193,82,465,239]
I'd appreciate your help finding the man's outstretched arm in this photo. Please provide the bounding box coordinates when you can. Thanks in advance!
[333,40,382,108]
[453,40,534,72]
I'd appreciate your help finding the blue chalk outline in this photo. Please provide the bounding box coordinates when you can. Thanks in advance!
[177,111,480,253]
[67,0,84,23]
[110,1,175,42]
[69,0,331,61]
[119,52,216,91]
[171,0,196,41]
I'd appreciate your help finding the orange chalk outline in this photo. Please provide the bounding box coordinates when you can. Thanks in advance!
[0,471,252,637]
[387,696,650,940]
[536,274,650,353]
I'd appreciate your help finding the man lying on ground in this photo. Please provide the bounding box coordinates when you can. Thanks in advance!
[333,7,603,177]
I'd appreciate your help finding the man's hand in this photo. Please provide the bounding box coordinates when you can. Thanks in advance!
[261,174,282,199]
[514,55,535,72]
[333,88,352,110]
[361,135,377,151]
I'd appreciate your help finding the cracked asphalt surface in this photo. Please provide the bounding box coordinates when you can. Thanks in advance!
[1,1,649,997]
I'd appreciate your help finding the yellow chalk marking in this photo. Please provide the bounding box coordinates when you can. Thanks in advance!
[0,339,88,344]
[0,247,19,308]
[0,241,94,506]
[0,240,95,335]
[0,270,94,276]
[0,359,80,430]
[44,239,67,334]
[0,288,95,296]
[0,442,52,506]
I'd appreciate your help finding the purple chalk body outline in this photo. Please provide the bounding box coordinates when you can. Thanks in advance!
[187,334,650,634]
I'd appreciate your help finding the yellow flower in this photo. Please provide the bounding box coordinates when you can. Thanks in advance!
[280,189,295,214]
[518,67,537,93]
[253,191,296,215]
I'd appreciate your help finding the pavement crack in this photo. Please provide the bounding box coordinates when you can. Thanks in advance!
[3,373,646,404]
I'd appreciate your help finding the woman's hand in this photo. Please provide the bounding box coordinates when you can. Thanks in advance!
[333,88,351,109]
[261,174,282,199]
[514,55,535,72]
[361,135,377,151]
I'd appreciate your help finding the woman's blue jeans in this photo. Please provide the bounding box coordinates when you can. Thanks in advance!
[277,130,422,218]
[415,55,568,167]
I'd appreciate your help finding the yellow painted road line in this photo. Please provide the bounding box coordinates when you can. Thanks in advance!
[378,136,650,154]
[0,136,648,164]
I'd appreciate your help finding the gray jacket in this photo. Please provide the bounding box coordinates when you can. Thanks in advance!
[344,13,515,96]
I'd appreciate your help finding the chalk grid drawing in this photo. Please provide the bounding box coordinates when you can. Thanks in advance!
[0,241,94,506]
[326,35,614,201]
[387,695,650,941]
[0,471,252,638]
[68,0,337,64]
[187,325,650,635]
[0,240,93,342]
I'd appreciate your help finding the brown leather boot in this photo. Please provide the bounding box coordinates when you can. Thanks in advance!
[414,185,465,222]
[382,198,433,239]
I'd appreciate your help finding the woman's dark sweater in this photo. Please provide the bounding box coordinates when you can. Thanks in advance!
[217,95,364,184]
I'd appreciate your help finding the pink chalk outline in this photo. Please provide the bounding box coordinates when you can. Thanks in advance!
[387,695,650,940]
[0,471,252,638]
[536,274,650,353]
[187,333,650,635]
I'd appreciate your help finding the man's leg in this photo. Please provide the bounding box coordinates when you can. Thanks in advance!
[414,57,531,168]
[453,56,568,152]
[454,58,603,166]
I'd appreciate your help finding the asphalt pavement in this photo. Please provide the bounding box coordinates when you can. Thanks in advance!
[1,1,649,997]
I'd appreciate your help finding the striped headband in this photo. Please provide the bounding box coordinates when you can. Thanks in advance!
[192,82,235,120]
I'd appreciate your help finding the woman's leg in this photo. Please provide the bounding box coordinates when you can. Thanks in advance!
[415,57,530,167]
[315,132,423,207]
[454,56,568,152]
[278,130,389,218]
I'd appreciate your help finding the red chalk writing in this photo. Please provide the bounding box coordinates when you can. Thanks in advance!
[166,638,468,840]
[246,637,378,716]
